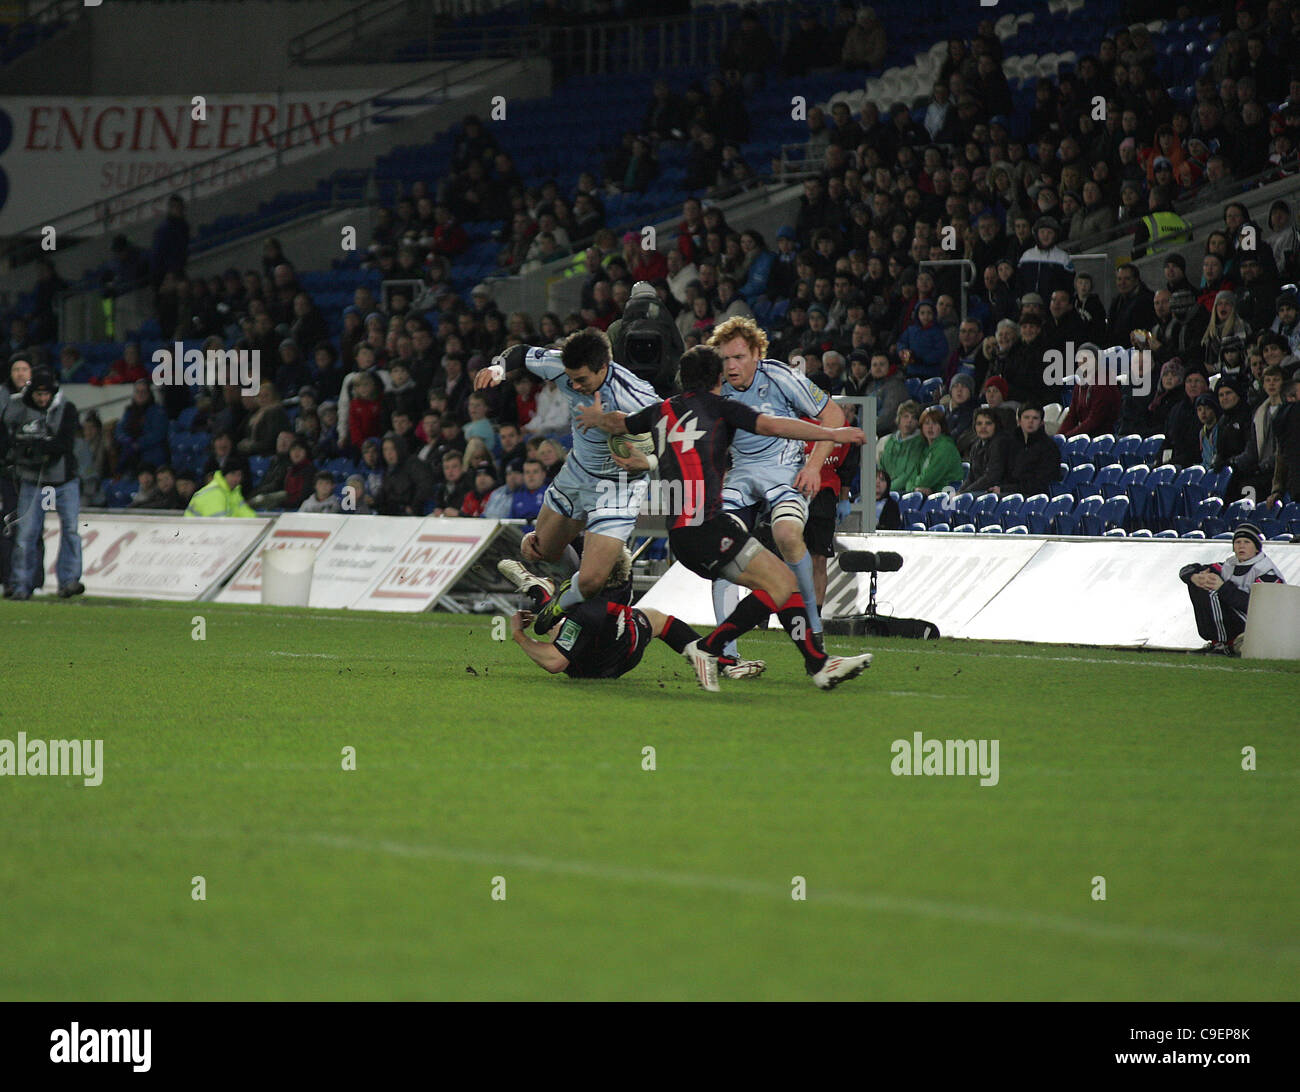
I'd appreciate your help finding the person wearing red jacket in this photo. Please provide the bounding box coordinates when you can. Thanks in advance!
[347,371,383,455]
[1058,343,1122,438]
[281,438,316,509]
[90,341,147,386]
[801,428,860,609]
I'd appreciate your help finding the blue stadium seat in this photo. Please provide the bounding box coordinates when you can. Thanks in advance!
[1070,495,1105,536]
[921,377,943,405]
[1062,463,1095,498]
[1130,528,1154,538]
[1154,529,1178,538]
[929,522,951,533]
[1087,434,1116,465]
[1093,463,1125,498]
[1096,495,1130,535]
[1179,497,1224,537]
[970,492,1000,529]
[1053,433,1068,461]
[1206,465,1232,498]
[1139,435,1165,465]
[1281,502,1300,534]
[1211,532,1234,540]
[952,523,976,533]
[1112,434,1143,468]
[995,493,1026,529]
[1103,527,1127,537]
[1222,498,1254,530]
[905,378,924,401]
[1175,465,1210,516]
[977,525,1004,533]
[898,491,925,527]
[1019,493,1049,532]
[1065,434,1091,467]
[921,493,950,527]
[248,456,272,487]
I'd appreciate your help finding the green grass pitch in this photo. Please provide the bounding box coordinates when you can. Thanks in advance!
[2,597,1296,1001]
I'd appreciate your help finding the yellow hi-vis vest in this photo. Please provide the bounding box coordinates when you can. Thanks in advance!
[184,472,256,517]
[1139,211,1192,256]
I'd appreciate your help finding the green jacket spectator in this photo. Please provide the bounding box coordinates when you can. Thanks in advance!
[903,408,964,494]
[185,466,256,518]
[878,399,925,490]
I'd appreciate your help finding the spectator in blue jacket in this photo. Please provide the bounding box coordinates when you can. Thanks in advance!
[510,457,548,524]
[113,380,168,474]
[738,229,775,305]
[896,301,950,380]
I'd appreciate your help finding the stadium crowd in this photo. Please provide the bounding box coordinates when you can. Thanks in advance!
[4,1,1300,540]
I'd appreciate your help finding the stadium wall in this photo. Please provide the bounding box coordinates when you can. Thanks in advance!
[637,532,1300,653]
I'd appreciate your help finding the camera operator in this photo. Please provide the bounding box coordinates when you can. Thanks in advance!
[0,366,84,600]
[607,280,685,395]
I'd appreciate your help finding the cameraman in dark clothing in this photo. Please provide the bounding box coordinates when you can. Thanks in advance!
[0,367,83,599]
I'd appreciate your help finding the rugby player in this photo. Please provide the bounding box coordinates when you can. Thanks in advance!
[706,317,845,674]
[499,555,721,689]
[578,345,874,690]
[475,329,659,634]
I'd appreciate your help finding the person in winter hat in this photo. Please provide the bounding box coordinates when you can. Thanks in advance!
[1179,524,1285,655]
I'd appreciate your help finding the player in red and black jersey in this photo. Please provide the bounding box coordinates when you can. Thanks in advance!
[499,556,720,688]
[803,430,859,607]
[577,345,876,691]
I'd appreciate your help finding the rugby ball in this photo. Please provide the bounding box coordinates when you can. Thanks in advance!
[608,432,656,460]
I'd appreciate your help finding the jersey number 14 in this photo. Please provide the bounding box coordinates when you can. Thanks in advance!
[655,412,706,453]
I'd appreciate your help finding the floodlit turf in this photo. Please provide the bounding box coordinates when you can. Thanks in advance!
[1,597,1297,1001]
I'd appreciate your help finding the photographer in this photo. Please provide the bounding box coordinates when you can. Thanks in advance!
[0,367,83,600]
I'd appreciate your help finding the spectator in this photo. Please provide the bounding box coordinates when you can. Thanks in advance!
[1179,524,1284,656]
[237,382,293,457]
[1200,290,1250,369]
[901,406,963,495]
[247,431,295,510]
[184,455,256,518]
[511,457,549,521]
[300,470,343,513]
[961,408,1013,494]
[1213,376,1252,478]
[460,466,499,517]
[942,373,978,453]
[92,341,148,387]
[1108,263,1157,348]
[784,8,828,79]
[1057,344,1121,438]
[896,301,949,380]
[1165,368,1211,467]
[113,380,168,474]
[75,410,109,505]
[281,438,317,510]
[874,468,902,530]
[346,372,384,455]
[721,8,776,93]
[841,6,886,71]
[127,463,161,508]
[525,379,570,438]
[998,403,1057,497]
[1232,365,1287,500]
[1149,289,1207,369]
[373,433,435,516]
[150,194,189,291]
[879,399,925,489]
[1016,216,1074,298]
[980,375,1017,434]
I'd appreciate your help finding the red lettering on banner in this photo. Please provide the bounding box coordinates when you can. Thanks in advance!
[149,106,183,151]
[56,107,89,150]
[25,106,52,149]
[248,103,276,147]
[84,531,137,578]
[187,118,211,151]
[328,101,354,145]
[129,106,147,151]
[217,105,243,149]
[93,106,125,152]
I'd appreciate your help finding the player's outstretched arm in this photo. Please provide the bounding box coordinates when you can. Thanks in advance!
[510,610,570,674]
[756,415,865,446]
[575,392,629,435]
[475,344,531,390]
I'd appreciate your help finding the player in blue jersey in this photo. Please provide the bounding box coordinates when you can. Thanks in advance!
[474,328,659,633]
[705,316,846,675]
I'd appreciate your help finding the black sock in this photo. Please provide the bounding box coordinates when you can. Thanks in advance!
[701,591,774,655]
[658,615,699,654]
[773,594,828,673]
[526,586,549,610]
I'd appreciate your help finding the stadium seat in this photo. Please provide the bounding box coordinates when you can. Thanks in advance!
[1034,494,1074,535]
[1043,402,1066,435]
[899,491,925,527]
[905,378,924,401]
[921,493,950,527]
[1093,463,1125,498]
[1206,465,1232,498]
[1270,533,1294,542]
[1103,527,1127,537]
[1174,465,1210,516]
[907,521,927,532]
[1130,528,1154,538]
[1181,530,1206,539]
[921,377,943,405]
[1211,532,1234,540]
[1060,494,1102,535]
[969,492,1001,529]
[929,522,951,533]
[1154,529,1178,538]
[1005,525,1029,534]
[1052,433,1068,461]
[1096,495,1130,535]
[1062,463,1095,498]
[1018,494,1049,532]
[1087,434,1116,465]
[952,523,976,533]
[1222,498,1254,530]
[1280,501,1300,535]
[1139,435,1165,465]
[995,493,1026,529]
[977,525,1004,533]
[1065,434,1092,467]
[1112,434,1143,468]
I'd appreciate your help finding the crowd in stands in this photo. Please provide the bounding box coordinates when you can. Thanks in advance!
[4,2,1300,527]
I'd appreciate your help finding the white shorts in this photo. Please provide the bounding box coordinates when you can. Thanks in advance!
[543,458,648,541]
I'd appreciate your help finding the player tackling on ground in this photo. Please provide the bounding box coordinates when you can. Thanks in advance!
[499,551,722,688]
[475,329,658,634]
[578,345,874,690]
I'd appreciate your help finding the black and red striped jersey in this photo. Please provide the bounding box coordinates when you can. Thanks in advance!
[625,391,761,529]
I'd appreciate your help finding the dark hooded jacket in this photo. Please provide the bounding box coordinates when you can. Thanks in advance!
[373,433,435,516]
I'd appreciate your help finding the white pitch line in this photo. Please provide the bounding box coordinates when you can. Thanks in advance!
[267,651,340,659]
[852,645,1295,675]
[289,832,1299,962]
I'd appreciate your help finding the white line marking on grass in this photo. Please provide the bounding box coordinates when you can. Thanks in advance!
[289,833,1300,962]
[881,647,1293,674]
[267,651,340,659]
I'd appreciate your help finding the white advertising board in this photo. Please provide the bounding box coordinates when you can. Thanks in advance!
[35,512,271,600]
